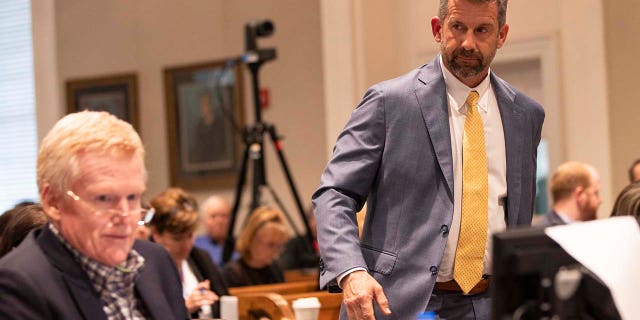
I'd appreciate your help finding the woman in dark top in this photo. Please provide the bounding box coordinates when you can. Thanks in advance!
[222,206,290,287]
[149,187,229,318]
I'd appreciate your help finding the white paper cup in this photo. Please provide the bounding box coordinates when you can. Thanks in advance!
[292,297,321,320]
[220,295,238,320]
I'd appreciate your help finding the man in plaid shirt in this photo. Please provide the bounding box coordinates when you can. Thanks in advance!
[0,111,189,320]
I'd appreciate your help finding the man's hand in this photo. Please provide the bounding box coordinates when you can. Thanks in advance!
[341,270,391,319]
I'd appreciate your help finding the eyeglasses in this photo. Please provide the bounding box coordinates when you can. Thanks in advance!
[66,190,155,225]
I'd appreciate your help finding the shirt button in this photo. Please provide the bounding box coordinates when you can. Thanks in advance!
[440,224,449,235]
[430,266,438,275]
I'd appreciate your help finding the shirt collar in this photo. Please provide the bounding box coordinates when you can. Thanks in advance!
[439,55,492,114]
[554,210,574,224]
[48,223,145,288]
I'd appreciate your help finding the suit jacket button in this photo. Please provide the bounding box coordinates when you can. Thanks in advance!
[440,224,449,235]
[430,266,438,275]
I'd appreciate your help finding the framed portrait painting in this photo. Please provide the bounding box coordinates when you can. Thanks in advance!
[164,60,244,189]
[66,73,139,131]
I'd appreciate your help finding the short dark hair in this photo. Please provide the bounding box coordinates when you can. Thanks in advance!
[611,182,640,219]
[438,0,508,29]
[628,159,640,183]
[0,204,47,258]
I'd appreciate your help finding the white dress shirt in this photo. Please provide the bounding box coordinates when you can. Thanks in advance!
[436,56,508,282]
[182,260,212,318]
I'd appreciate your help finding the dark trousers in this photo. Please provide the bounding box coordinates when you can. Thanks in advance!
[426,289,491,320]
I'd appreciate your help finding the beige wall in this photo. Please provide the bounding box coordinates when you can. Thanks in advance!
[34,0,325,233]
[604,0,640,200]
[32,0,629,223]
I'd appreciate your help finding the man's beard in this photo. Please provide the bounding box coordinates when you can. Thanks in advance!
[442,44,495,80]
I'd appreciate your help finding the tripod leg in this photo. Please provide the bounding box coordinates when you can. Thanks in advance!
[265,184,302,237]
[266,124,315,253]
[222,129,251,264]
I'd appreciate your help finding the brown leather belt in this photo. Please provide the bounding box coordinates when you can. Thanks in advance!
[435,277,491,295]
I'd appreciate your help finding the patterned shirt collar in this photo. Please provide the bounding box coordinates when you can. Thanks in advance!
[49,224,148,320]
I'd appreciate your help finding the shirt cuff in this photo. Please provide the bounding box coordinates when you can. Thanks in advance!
[336,267,368,288]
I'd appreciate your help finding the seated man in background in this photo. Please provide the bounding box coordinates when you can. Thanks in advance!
[222,206,289,287]
[0,111,189,320]
[194,195,239,266]
[0,204,47,258]
[536,161,602,227]
[149,187,228,319]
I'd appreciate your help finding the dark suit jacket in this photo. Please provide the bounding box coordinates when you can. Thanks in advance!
[0,226,189,320]
[277,236,320,270]
[535,210,567,227]
[312,56,545,319]
[221,259,284,287]
[187,246,229,318]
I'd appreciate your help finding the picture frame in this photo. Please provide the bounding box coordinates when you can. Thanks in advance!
[66,73,139,131]
[164,59,245,189]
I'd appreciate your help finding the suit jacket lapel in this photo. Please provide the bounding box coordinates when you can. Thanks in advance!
[38,226,106,320]
[491,74,525,226]
[416,57,454,197]
[63,274,107,320]
[135,264,177,320]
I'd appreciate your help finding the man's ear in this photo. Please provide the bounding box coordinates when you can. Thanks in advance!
[496,23,509,49]
[41,184,61,222]
[573,186,587,203]
[150,229,160,243]
[431,16,443,42]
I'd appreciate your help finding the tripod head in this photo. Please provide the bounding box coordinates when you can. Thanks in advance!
[243,19,276,123]
[244,20,276,65]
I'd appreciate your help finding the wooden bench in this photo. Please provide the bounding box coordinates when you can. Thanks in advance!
[283,268,319,282]
[236,291,343,320]
[236,293,295,320]
[229,279,319,297]
[283,291,342,320]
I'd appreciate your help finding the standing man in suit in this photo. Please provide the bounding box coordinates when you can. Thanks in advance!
[312,0,545,319]
[0,111,189,320]
[536,161,601,227]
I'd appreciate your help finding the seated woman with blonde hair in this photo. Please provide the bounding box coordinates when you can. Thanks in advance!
[222,206,290,287]
[149,187,228,319]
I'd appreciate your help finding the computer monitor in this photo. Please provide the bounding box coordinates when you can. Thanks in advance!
[491,226,620,320]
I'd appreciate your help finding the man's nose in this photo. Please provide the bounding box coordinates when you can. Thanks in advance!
[461,31,477,50]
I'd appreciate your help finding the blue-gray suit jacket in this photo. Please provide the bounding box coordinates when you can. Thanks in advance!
[312,56,545,319]
[535,210,567,228]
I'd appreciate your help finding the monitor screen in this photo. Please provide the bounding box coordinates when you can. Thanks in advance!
[491,226,620,320]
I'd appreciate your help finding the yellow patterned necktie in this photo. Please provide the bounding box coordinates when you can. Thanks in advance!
[453,91,489,294]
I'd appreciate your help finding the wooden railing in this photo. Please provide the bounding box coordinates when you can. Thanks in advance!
[230,278,342,320]
[228,279,319,296]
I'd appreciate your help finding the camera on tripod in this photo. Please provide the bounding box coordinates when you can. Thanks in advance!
[244,20,276,64]
[222,19,316,264]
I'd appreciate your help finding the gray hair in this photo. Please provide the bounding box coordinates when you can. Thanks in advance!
[438,0,508,29]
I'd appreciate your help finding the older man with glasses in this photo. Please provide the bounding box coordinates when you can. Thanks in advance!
[0,111,189,320]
